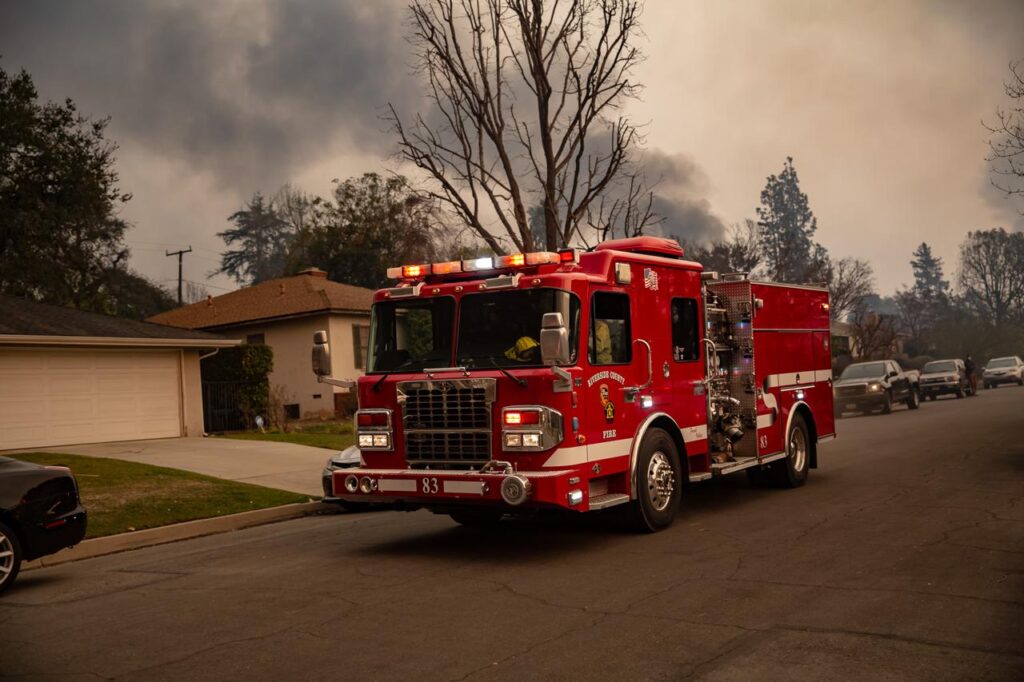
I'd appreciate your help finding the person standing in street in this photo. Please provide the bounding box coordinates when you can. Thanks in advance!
[965,354,978,395]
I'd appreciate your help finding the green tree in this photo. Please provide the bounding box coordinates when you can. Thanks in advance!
[0,63,132,309]
[756,157,828,283]
[216,192,292,285]
[303,173,444,290]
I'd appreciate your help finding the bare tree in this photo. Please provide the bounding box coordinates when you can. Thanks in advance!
[390,0,653,253]
[985,60,1024,210]
[957,228,1024,327]
[851,307,898,360]
[683,220,761,275]
[183,280,208,305]
[827,257,875,323]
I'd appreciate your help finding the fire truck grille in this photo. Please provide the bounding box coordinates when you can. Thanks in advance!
[397,379,496,469]
[401,387,490,429]
[406,432,491,466]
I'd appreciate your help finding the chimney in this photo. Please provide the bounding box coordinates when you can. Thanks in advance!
[299,267,327,279]
[206,295,214,307]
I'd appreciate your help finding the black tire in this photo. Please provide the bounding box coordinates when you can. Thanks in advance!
[0,521,23,596]
[624,428,682,532]
[449,509,504,527]
[906,386,920,409]
[771,413,811,488]
[881,391,892,414]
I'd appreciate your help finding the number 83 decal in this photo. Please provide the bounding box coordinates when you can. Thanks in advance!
[421,477,438,494]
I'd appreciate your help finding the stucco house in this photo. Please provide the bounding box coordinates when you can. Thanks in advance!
[149,268,373,419]
[0,294,238,450]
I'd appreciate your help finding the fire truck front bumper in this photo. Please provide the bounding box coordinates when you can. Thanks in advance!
[330,464,586,511]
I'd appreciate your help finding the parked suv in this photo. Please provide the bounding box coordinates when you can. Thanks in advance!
[983,356,1024,388]
[919,358,971,400]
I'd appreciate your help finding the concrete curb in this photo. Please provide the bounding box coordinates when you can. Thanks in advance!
[24,501,331,570]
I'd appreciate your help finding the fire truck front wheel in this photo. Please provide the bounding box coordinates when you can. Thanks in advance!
[625,428,683,532]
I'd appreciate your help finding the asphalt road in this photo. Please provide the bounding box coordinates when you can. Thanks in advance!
[2,387,1022,681]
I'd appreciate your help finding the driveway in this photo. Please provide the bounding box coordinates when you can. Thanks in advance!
[7,437,330,497]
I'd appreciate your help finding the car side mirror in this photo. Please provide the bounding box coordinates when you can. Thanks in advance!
[887,371,897,379]
[540,312,570,366]
[312,330,332,377]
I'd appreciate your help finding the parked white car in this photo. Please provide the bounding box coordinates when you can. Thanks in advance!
[982,356,1024,388]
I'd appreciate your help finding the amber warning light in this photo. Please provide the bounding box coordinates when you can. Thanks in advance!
[504,410,541,426]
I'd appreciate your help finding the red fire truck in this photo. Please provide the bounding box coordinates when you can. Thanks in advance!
[312,236,835,531]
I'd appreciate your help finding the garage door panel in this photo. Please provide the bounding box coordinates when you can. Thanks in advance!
[0,349,182,449]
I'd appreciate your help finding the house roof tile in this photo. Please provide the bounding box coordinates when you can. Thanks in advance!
[148,270,373,330]
[0,294,231,342]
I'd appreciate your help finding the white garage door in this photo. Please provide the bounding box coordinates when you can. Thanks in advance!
[0,349,183,450]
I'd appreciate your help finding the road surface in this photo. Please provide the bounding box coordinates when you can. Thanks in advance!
[2,386,1022,680]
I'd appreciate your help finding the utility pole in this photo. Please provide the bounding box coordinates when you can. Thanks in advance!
[165,246,192,305]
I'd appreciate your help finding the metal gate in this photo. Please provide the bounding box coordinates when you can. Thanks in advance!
[201,381,260,433]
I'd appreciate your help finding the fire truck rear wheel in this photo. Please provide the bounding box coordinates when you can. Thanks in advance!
[773,413,810,488]
[626,428,682,532]
[449,510,504,527]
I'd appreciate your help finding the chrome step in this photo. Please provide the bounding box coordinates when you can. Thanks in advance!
[589,493,630,510]
[710,452,787,476]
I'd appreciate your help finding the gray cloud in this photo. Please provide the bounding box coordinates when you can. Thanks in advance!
[0,0,416,193]
[641,149,727,244]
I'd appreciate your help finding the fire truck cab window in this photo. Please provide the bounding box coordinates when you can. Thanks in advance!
[589,292,631,365]
[367,298,455,373]
[457,289,580,368]
[671,298,699,362]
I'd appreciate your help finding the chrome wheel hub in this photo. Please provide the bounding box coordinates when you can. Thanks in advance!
[646,451,676,512]
[0,531,13,583]
[789,428,807,472]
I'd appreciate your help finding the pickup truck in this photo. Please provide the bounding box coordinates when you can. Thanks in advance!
[833,359,920,416]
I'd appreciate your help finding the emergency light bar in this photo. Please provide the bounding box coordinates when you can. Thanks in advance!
[386,249,577,280]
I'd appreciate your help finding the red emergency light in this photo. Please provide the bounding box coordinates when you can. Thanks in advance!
[357,412,389,427]
[386,249,575,280]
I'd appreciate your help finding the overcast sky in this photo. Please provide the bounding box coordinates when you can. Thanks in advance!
[1,0,1021,296]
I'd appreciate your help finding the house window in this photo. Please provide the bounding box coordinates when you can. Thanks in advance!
[589,292,631,365]
[284,403,300,420]
[352,324,371,370]
[671,298,699,362]
[246,333,265,345]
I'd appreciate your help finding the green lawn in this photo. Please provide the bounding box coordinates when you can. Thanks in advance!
[15,453,309,539]
[220,420,355,451]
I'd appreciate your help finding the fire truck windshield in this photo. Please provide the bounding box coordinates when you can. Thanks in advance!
[367,298,456,373]
[457,288,580,368]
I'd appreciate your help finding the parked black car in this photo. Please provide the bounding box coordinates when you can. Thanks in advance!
[833,360,921,416]
[919,358,972,400]
[0,457,87,594]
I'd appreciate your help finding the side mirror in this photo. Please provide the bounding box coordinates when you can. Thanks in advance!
[540,312,570,366]
[312,330,332,377]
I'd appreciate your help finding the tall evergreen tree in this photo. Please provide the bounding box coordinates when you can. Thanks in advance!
[909,242,949,300]
[756,157,828,282]
[216,192,292,285]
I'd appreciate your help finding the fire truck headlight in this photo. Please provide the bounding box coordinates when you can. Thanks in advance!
[522,433,541,448]
[640,395,654,409]
[504,433,523,448]
[567,489,584,506]
[372,433,390,448]
[358,434,374,448]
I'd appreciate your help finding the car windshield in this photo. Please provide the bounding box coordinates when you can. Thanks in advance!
[367,298,456,373]
[457,288,580,368]
[988,357,1017,368]
[840,362,887,380]
[923,361,957,373]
